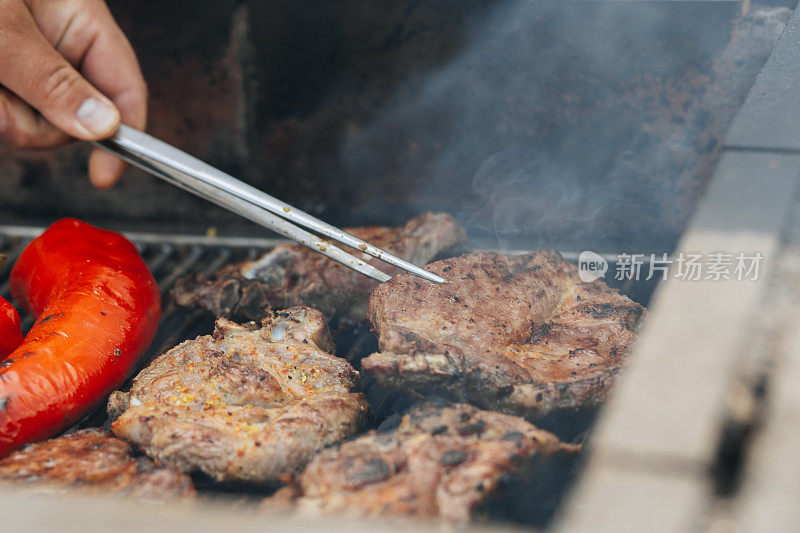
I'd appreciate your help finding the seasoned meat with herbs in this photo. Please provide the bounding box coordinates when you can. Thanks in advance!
[0,428,194,499]
[362,251,645,418]
[108,306,368,483]
[171,212,466,326]
[268,402,569,525]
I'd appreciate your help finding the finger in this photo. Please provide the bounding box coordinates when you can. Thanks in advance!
[30,0,148,130]
[88,147,126,189]
[29,0,147,187]
[0,0,120,140]
[73,1,147,186]
[0,87,69,149]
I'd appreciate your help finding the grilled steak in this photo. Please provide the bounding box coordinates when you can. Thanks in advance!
[108,306,368,483]
[171,212,466,326]
[268,402,567,525]
[362,251,645,418]
[0,428,194,499]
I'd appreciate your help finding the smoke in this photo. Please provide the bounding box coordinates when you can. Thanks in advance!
[339,1,789,252]
[601,4,792,244]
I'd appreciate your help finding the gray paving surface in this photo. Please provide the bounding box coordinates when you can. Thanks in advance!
[725,7,800,151]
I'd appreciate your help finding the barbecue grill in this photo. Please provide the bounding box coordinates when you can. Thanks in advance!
[0,229,658,516]
[2,1,800,531]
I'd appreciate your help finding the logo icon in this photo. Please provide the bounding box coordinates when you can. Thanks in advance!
[578,251,608,282]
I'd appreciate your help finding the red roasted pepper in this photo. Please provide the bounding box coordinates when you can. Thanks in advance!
[0,218,160,456]
[0,297,22,359]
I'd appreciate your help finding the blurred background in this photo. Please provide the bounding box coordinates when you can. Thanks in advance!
[0,0,792,252]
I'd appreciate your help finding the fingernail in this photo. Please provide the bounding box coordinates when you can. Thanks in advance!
[76,97,118,136]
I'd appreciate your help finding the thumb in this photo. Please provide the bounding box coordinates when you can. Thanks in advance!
[0,1,120,140]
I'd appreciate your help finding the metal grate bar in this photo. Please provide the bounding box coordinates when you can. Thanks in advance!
[156,245,204,293]
[147,248,238,358]
[202,247,235,275]
[0,240,31,300]
[143,243,175,274]
[0,240,28,277]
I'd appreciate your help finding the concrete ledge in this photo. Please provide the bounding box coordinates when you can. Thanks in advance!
[724,6,800,150]
[555,150,800,529]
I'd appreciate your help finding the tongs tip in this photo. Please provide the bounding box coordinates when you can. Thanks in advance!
[418,270,448,285]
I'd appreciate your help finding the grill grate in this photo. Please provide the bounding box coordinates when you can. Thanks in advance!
[0,227,660,414]
[0,229,283,439]
[0,227,660,524]
[0,228,659,336]
[0,227,660,402]
[0,231,276,423]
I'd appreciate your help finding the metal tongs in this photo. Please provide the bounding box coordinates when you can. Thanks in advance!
[94,125,445,284]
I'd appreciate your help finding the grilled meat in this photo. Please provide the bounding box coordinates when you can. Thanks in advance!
[108,306,368,484]
[0,428,194,499]
[171,212,466,326]
[362,251,645,418]
[268,402,567,525]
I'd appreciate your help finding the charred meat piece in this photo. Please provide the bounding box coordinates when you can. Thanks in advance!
[171,212,466,325]
[269,402,567,525]
[0,428,194,499]
[108,306,368,483]
[363,251,645,418]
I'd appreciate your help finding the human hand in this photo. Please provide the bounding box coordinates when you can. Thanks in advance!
[0,0,147,188]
